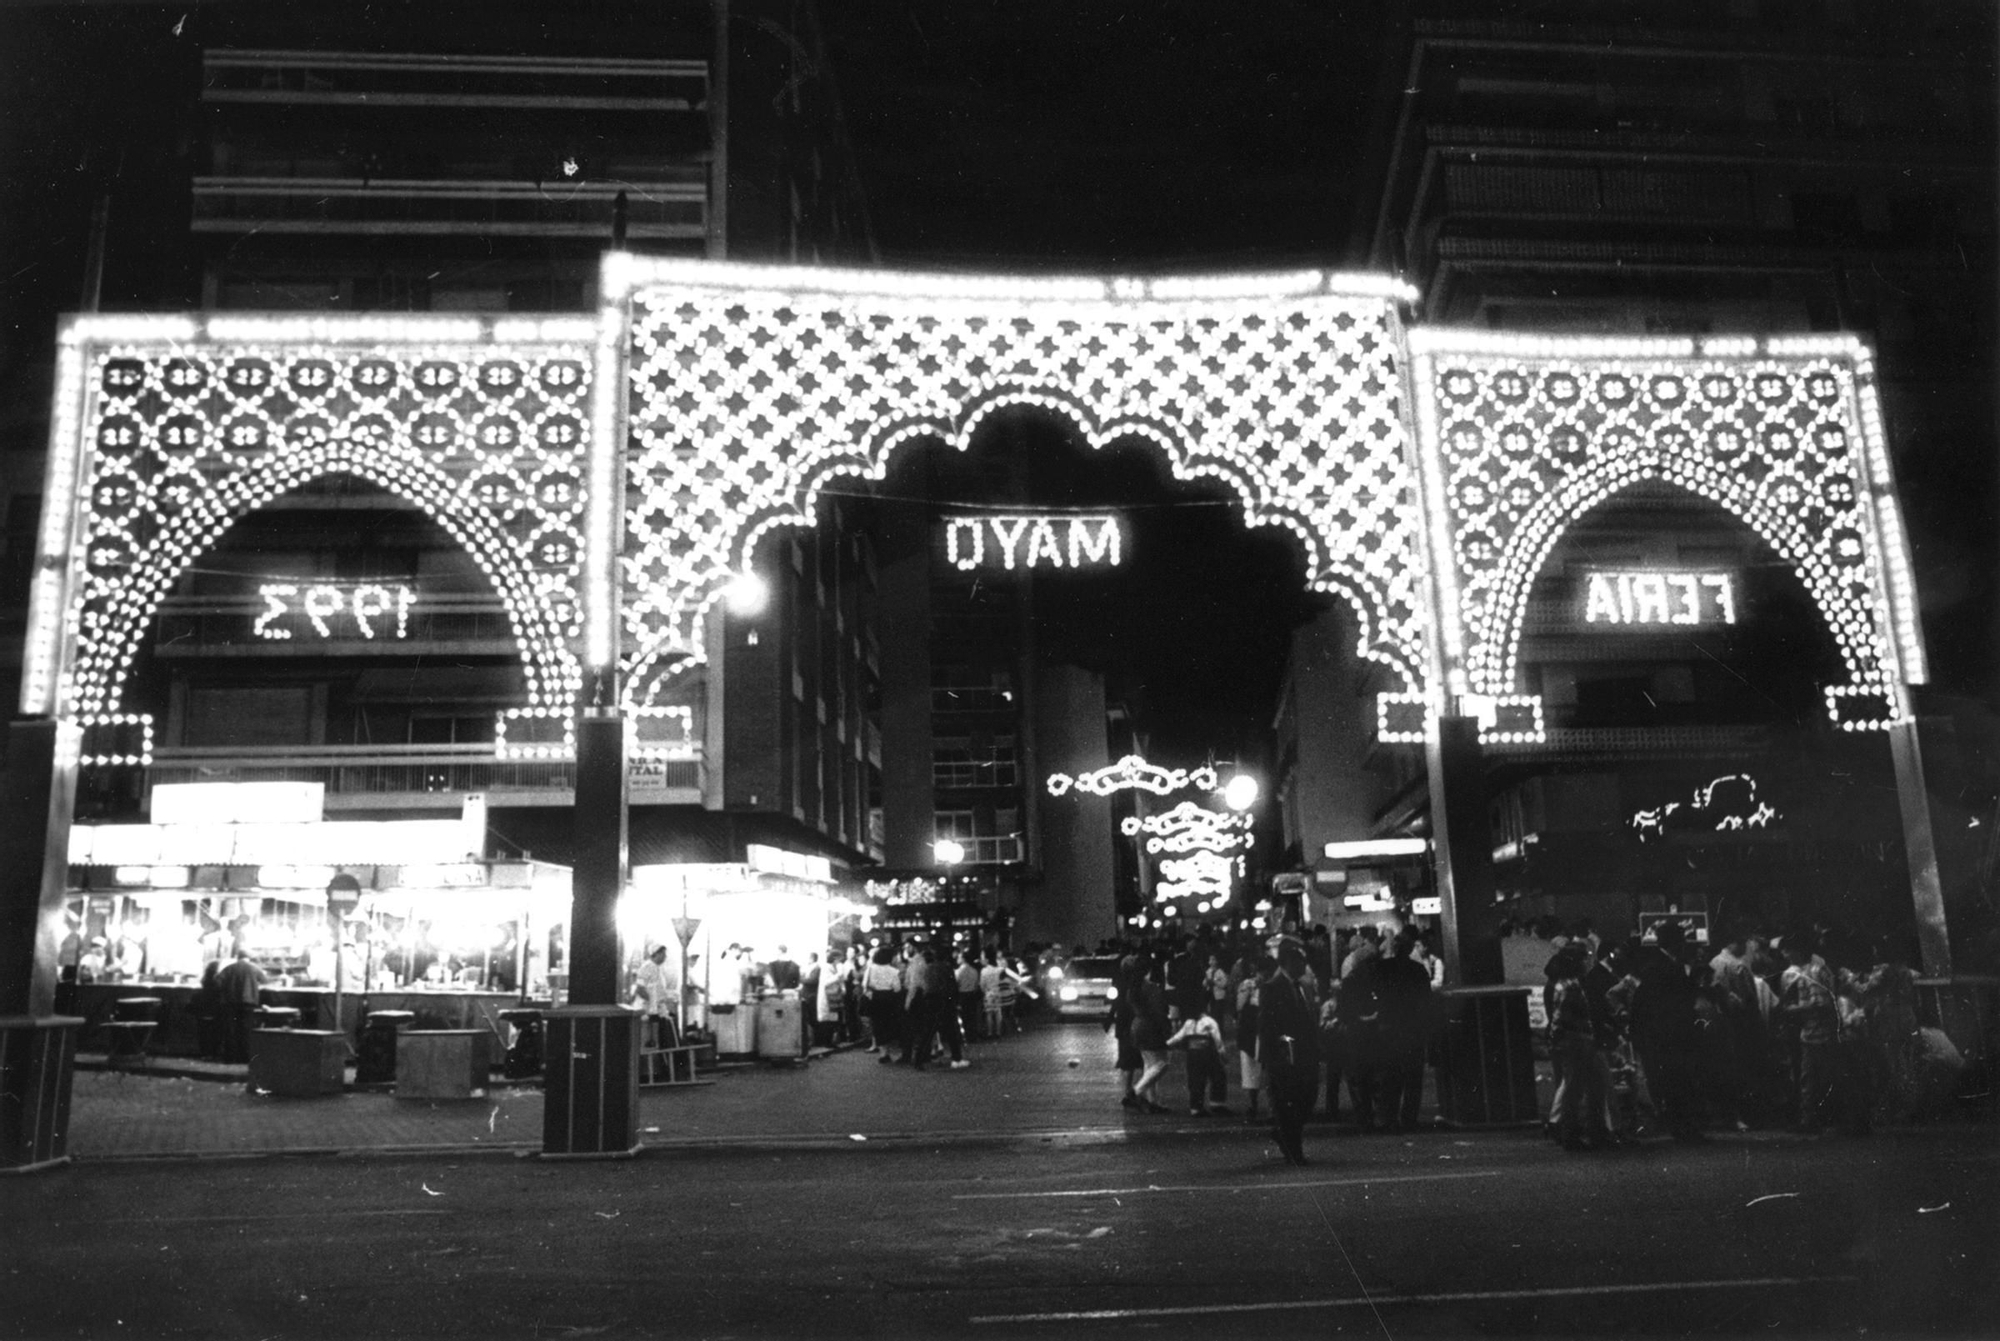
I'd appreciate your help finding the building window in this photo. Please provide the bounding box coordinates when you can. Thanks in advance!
[932,664,1015,711]
[933,808,1023,865]
[932,733,1019,789]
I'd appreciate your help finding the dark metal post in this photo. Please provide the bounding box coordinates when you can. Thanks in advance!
[567,709,628,1006]
[1426,714,1501,987]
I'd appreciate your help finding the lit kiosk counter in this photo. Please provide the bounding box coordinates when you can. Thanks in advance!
[63,782,574,1065]
[624,846,870,1061]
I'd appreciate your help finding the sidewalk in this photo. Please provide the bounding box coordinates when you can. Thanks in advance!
[64,1021,1261,1162]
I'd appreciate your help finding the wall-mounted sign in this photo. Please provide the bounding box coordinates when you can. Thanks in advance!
[941,513,1122,571]
[255,582,416,641]
[1581,571,1736,628]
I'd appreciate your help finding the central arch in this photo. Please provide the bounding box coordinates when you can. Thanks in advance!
[609,257,1430,712]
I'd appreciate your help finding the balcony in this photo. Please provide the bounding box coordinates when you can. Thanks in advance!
[144,743,704,810]
[192,176,706,240]
[1485,725,1773,762]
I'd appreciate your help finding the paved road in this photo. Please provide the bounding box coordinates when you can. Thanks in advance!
[5,1123,1992,1339]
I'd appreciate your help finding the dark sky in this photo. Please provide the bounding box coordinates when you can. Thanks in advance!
[819,2,1384,270]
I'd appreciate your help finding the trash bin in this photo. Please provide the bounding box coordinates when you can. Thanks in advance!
[248,1029,346,1097]
[356,1010,415,1085]
[755,996,804,1062]
[499,1008,544,1079]
[1431,986,1539,1126]
[710,1003,755,1057]
[541,1006,640,1158]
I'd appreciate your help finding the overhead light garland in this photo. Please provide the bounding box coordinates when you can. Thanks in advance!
[1630,772,1781,841]
[1047,755,1219,799]
[1120,801,1253,855]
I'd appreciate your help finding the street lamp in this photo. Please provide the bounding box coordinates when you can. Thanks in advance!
[933,838,965,867]
[723,569,768,616]
[1221,774,1260,812]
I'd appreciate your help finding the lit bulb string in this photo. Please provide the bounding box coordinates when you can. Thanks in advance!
[616,282,1430,710]
[61,341,593,721]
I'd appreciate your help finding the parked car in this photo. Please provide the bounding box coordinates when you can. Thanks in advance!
[1045,955,1122,1020]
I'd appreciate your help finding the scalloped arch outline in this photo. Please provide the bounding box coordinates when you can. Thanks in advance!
[620,381,1425,708]
[1477,458,1870,700]
[73,440,578,718]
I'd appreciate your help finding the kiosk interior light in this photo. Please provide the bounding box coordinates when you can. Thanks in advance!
[1323,838,1430,861]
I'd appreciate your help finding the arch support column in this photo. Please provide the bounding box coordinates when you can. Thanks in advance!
[1427,714,1501,987]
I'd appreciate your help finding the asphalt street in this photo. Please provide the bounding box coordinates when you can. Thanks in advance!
[3,1120,1993,1340]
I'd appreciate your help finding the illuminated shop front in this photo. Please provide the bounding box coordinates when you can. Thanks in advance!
[62,782,571,1048]
[624,844,871,1031]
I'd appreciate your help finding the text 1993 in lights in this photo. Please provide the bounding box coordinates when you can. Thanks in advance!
[255,583,416,641]
[1582,571,1737,628]
[941,514,1122,572]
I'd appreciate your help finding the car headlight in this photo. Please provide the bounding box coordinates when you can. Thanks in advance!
[1059,986,1079,1001]
[1105,985,1119,1001]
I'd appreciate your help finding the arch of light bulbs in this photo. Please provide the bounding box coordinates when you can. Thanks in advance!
[608,255,1432,711]
[1408,331,1924,737]
[26,318,596,727]
[31,272,1927,766]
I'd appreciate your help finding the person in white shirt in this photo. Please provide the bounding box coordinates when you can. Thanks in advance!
[1166,997,1230,1116]
[815,949,851,1047]
[632,944,674,1047]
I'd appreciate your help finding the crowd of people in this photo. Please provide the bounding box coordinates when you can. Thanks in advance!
[1539,919,1943,1150]
[1094,921,1446,1165]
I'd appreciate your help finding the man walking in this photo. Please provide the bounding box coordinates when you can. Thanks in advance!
[1258,935,1322,1165]
[1372,926,1434,1132]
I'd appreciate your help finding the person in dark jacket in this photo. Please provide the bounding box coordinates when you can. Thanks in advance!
[1627,922,1705,1142]
[1370,926,1434,1132]
[1544,941,1608,1150]
[1258,935,1323,1165]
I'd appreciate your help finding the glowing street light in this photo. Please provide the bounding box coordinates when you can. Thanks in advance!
[1221,774,1260,812]
[933,838,965,867]
[723,569,768,616]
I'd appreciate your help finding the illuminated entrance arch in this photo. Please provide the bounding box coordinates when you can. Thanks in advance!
[604,256,1433,713]
[24,315,600,750]
[1406,330,1927,739]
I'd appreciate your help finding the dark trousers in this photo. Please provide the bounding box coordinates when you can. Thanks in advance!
[868,990,901,1049]
[223,1003,256,1064]
[1796,1039,1837,1131]
[909,993,963,1067]
[1268,1064,1316,1159]
[1375,1045,1425,1130]
[1185,1046,1227,1110]
[1638,1036,1703,1137]
[1320,1030,1353,1117]
[959,990,983,1041]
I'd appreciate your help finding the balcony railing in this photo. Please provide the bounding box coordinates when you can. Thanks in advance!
[1485,725,1772,759]
[192,176,706,239]
[145,743,704,809]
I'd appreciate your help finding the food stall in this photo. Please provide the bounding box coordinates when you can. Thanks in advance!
[624,844,871,1056]
[62,782,571,1056]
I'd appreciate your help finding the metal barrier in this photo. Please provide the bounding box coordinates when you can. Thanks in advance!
[1430,985,1540,1126]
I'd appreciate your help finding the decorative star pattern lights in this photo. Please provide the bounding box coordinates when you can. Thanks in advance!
[35,317,595,726]
[1120,801,1254,855]
[1409,332,1922,733]
[612,257,1429,709]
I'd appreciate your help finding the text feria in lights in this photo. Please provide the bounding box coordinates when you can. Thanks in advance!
[941,513,1122,572]
[1046,755,1220,799]
[1407,330,1926,737]
[255,582,416,641]
[1581,571,1737,627]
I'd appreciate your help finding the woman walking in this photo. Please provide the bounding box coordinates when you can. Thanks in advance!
[864,944,903,1059]
[1130,957,1174,1115]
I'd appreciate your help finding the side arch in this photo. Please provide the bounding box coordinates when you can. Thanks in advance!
[72,441,577,719]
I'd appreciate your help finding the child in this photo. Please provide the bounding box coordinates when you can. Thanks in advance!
[1167,997,1230,1115]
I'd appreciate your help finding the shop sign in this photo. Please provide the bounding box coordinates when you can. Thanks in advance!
[1581,570,1737,627]
[1411,896,1442,916]
[628,758,676,802]
[940,513,1122,572]
[253,581,417,641]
